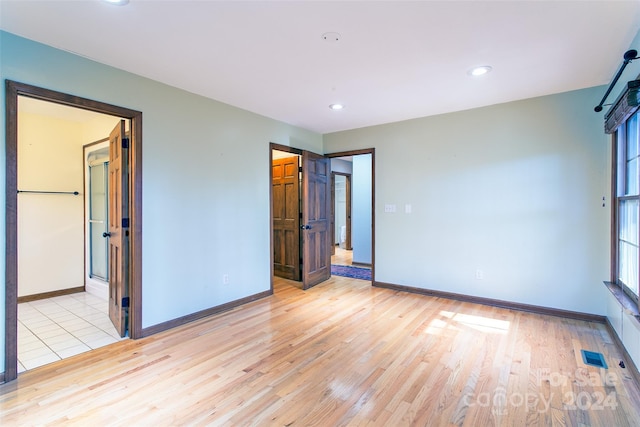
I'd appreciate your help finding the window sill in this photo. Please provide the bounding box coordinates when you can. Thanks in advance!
[604,281,640,322]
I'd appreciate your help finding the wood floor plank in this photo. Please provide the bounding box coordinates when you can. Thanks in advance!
[1,276,640,426]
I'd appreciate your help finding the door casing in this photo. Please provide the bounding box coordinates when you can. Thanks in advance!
[4,80,143,382]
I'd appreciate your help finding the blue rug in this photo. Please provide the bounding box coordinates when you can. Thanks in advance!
[331,264,372,281]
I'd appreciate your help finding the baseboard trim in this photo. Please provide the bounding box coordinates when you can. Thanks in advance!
[0,372,5,384]
[351,262,372,268]
[604,318,640,386]
[140,290,273,338]
[373,281,606,323]
[17,286,85,304]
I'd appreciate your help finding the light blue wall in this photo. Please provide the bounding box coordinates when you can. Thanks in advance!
[324,87,610,315]
[0,31,323,374]
[352,154,372,265]
[330,159,352,175]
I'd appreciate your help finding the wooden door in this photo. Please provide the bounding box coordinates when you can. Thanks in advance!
[272,156,301,280]
[108,120,129,337]
[301,151,331,289]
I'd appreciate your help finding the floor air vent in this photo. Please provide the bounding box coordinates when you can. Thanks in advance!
[581,350,608,369]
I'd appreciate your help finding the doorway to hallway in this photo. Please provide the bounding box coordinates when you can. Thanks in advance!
[269,144,375,291]
[327,149,375,277]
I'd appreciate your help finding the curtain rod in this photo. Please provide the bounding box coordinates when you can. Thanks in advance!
[18,190,80,195]
[595,49,638,112]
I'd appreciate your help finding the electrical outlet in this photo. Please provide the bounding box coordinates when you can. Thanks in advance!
[384,204,396,213]
[475,269,484,280]
[223,274,230,285]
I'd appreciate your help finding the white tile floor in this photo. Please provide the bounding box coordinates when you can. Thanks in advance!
[18,292,124,373]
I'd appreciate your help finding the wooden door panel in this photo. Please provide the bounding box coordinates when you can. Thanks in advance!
[302,151,331,289]
[272,156,300,280]
[108,120,128,337]
[284,182,297,218]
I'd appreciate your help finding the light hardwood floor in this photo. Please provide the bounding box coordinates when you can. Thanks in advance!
[1,276,639,426]
[332,246,354,267]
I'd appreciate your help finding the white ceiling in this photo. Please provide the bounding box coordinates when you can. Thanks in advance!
[2,0,640,134]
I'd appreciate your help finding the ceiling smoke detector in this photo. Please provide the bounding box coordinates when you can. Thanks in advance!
[322,32,341,42]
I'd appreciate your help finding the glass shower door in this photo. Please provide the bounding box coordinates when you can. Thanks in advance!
[89,162,109,281]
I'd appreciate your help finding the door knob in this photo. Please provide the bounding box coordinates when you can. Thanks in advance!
[300,225,311,230]
[102,232,111,238]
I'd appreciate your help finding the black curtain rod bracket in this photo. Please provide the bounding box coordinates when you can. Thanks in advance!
[17,190,79,195]
[595,49,639,112]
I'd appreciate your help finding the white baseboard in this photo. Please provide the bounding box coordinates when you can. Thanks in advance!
[86,277,108,301]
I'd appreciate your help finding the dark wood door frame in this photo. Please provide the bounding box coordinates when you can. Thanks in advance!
[4,80,143,383]
[331,172,352,252]
[325,149,375,282]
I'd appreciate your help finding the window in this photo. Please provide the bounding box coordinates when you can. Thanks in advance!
[614,111,640,305]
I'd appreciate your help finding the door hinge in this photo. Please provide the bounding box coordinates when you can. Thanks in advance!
[122,218,130,228]
[122,138,130,149]
[298,166,303,173]
[122,297,130,308]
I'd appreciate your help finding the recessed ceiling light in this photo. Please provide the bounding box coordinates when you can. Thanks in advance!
[103,0,129,5]
[468,65,492,76]
[329,104,344,111]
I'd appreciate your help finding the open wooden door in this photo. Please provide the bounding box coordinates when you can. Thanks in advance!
[301,151,331,289]
[108,120,129,337]
[272,156,301,280]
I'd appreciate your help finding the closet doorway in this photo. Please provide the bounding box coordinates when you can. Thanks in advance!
[5,81,143,382]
